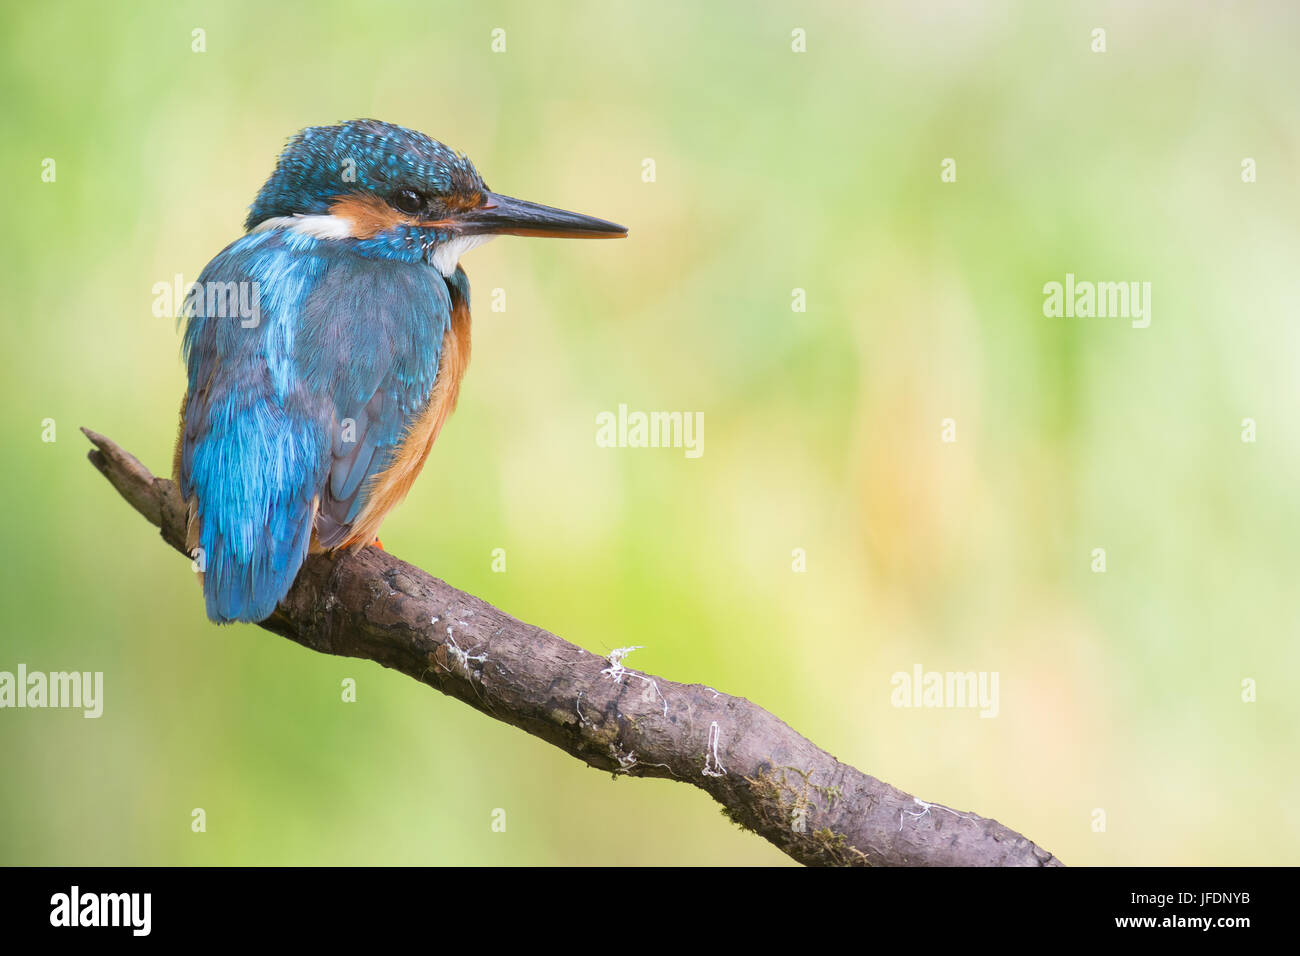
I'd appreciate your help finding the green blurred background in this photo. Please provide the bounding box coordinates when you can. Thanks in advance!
[2,1,1297,865]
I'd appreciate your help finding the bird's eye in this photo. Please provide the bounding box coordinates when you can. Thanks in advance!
[392,189,424,215]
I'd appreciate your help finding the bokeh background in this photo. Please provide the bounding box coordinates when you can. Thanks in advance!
[2,0,1297,865]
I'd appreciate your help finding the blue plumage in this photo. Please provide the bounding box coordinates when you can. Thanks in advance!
[244,119,481,231]
[180,230,449,622]
[176,119,625,623]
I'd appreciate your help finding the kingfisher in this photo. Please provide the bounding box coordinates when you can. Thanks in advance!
[174,119,626,623]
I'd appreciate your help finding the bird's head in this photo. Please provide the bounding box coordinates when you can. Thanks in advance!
[245,119,626,274]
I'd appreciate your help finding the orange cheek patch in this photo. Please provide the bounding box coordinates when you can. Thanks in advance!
[328,194,416,239]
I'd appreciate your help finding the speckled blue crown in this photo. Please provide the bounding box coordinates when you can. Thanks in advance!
[245,119,484,229]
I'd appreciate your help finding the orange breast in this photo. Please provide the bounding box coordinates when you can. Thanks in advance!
[336,290,472,548]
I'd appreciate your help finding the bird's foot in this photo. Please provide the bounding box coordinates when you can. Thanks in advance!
[372,537,384,551]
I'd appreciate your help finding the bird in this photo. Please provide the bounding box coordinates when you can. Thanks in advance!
[174,119,626,623]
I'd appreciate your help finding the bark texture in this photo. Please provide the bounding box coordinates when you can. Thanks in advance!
[83,427,1063,867]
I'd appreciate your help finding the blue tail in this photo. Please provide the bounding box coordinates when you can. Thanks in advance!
[190,400,328,623]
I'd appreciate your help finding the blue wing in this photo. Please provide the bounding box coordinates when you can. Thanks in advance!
[178,229,449,623]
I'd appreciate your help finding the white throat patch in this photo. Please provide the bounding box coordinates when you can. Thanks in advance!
[251,215,495,276]
[250,214,354,240]
[431,234,495,277]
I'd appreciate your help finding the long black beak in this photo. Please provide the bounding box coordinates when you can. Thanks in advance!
[455,191,627,239]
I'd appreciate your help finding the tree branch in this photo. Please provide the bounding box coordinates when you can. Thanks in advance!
[82,427,1062,867]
